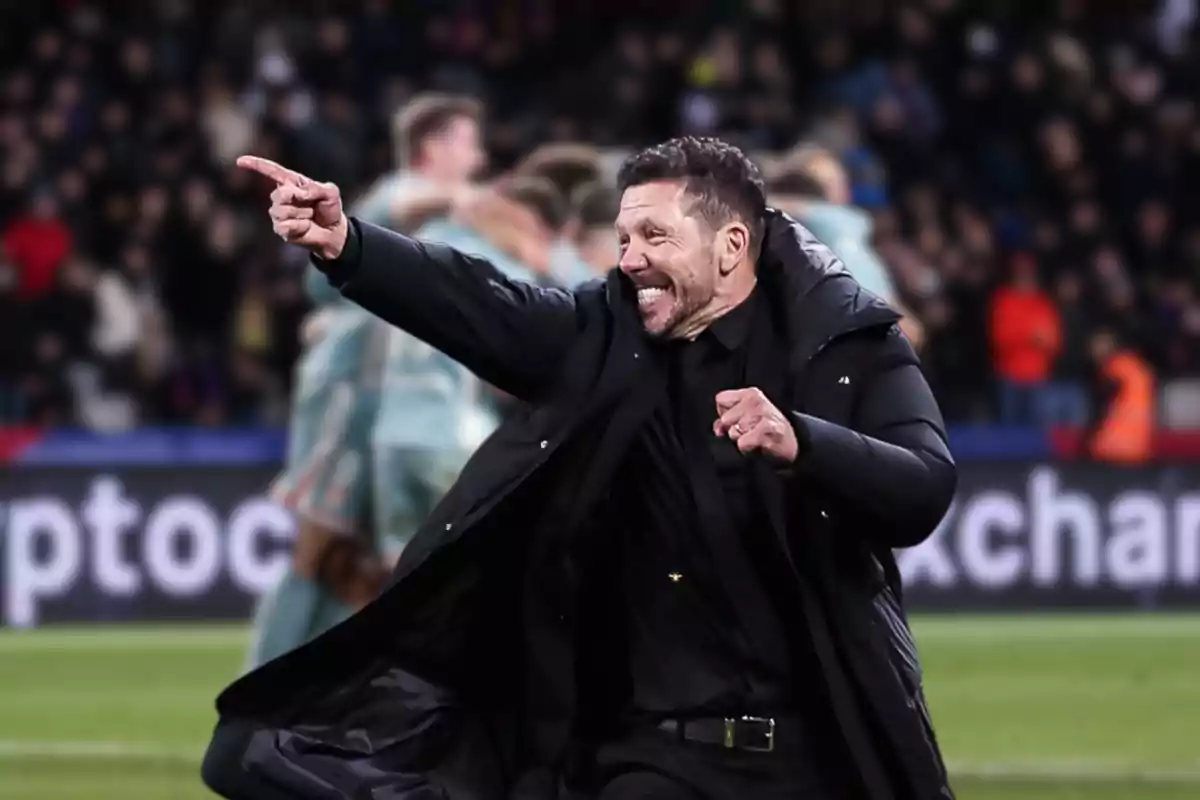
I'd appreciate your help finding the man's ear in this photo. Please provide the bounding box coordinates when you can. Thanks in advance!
[717,222,751,275]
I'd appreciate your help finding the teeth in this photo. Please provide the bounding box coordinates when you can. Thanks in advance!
[638,287,666,305]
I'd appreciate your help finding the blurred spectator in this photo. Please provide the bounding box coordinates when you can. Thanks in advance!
[989,254,1062,425]
[566,181,621,275]
[770,145,925,348]
[1047,271,1092,426]
[0,0,1198,432]
[2,190,72,300]
[1085,328,1155,464]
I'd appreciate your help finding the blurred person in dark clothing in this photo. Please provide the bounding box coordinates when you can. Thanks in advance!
[160,203,244,351]
[292,90,367,190]
[159,340,229,426]
[227,348,281,425]
[36,256,98,362]
[1043,270,1092,426]
[926,248,993,425]
[1157,277,1200,375]
[21,332,75,427]
[0,258,30,421]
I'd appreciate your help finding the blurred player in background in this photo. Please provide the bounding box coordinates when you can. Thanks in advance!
[565,180,621,276]
[372,175,569,554]
[247,94,488,667]
[516,142,606,286]
[770,145,925,348]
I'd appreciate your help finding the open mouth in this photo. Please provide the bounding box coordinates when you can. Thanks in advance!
[637,286,669,307]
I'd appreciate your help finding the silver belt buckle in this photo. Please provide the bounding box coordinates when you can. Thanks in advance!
[723,716,776,752]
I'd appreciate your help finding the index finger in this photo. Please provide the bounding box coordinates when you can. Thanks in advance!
[236,155,303,186]
[715,389,749,410]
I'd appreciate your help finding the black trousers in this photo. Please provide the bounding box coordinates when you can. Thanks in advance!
[589,725,838,800]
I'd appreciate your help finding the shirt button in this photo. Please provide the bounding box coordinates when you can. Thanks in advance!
[539,440,548,449]
[444,522,453,531]
[633,352,640,359]
[819,510,829,519]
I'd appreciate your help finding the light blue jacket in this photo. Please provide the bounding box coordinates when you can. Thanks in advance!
[796,201,897,306]
[295,173,433,385]
[550,240,595,288]
[371,218,537,461]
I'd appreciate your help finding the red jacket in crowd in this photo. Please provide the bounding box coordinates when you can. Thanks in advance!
[989,280,1062,385]
[2,214,72,300]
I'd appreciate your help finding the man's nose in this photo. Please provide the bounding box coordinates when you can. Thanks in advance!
[618,244,646,274]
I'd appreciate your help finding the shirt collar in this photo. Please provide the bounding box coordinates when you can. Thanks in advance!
[704,288,758,351]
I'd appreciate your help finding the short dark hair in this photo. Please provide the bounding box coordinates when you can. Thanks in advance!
[617,136,767,257]
[516,143,603,198]
[768,170,828,200]
[392,93,482,167]
[500,176,569,233]
[570,181,620,230]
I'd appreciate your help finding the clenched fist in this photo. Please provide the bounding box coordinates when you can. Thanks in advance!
[713,387,799,464]
[237,156,349,261]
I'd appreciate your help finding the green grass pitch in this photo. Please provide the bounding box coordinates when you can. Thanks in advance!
[0,615,1196,799]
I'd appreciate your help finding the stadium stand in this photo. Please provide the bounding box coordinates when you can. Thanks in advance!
[1,0,1199,439]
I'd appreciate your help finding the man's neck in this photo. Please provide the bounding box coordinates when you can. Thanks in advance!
[671,278,758,341]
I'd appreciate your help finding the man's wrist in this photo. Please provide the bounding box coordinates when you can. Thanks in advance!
[324,215,350,261]
[313,216,362,286]
[776,414,812,476]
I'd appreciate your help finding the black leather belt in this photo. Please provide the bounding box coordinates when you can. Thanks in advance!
[657,716,776,752]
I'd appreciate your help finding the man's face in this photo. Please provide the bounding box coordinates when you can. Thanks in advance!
[426,116,485,183]
[616,180,721,337]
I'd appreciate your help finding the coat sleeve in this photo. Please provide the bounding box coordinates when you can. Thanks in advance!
[789,329,957,548]
[317,218,583,401]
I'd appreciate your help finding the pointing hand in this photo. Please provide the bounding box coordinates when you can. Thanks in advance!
[237,156,349,261]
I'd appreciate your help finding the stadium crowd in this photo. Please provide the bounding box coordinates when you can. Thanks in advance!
[2,0,1200,431]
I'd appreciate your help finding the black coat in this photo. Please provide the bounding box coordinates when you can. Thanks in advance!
[202,211,958,800]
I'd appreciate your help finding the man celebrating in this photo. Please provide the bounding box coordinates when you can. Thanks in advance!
[206,137,957,800]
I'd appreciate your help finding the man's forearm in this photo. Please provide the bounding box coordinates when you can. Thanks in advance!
[314,218,581,400]
[791,413,956,547]
[788,344,956,548]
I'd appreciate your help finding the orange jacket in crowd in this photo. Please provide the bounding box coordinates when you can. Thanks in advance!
[1090,350,1155,464]
[988,285,1062,384]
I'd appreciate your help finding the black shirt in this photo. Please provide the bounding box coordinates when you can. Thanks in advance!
[607,290,794,718]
